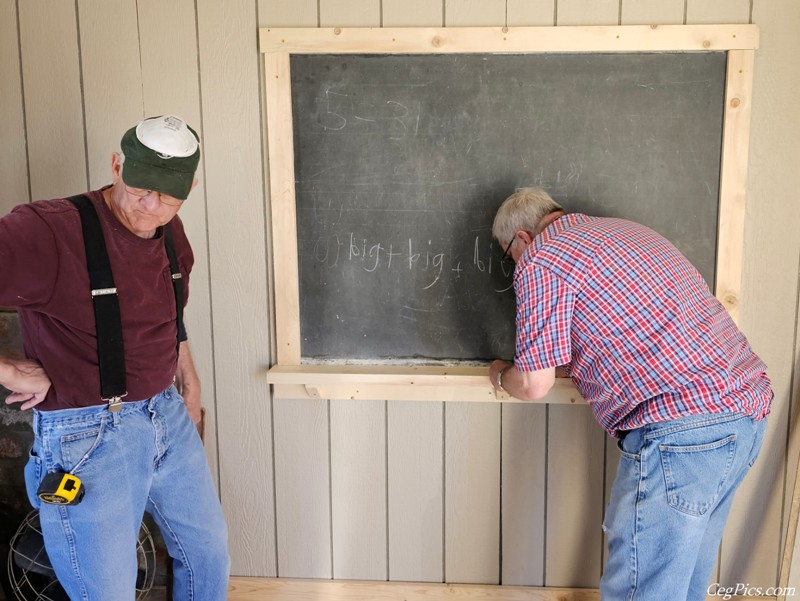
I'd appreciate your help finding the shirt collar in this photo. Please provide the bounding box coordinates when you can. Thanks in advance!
[521,212,590,264]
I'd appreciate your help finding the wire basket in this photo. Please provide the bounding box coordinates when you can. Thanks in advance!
[7,510,155,600]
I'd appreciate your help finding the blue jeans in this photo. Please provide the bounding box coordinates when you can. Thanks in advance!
[24,386,230,600]
[600,413,766,601]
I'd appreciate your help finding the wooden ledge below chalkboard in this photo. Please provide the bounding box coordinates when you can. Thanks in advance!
[266,364,585,404]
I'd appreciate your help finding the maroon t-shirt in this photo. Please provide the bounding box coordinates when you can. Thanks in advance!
[0,188,193,410]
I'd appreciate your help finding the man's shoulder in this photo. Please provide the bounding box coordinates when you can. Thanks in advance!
[4,198,79,237]
[13,197,79,220]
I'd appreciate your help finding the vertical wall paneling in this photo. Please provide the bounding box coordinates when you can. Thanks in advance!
[259,0,318,27]
[319,0,380,27]
[445,403,501,584]
[136,0,219,490]
[444,0,506,26]
[506,0,556,26]
[786,272,800,590]
[196,0,275,576]
[501,404,546,585]
[382,0,444,27]
[620,0,684,25]
[330,399,388,580]
[721,0,800,586]
[686,0,751,24]
[556,0,619,25]
[17,0,86,199]
[0,0,28,211]
[77,0,143,188]
[387,401,444,582]
[545,406,605,587]
[256,0,318,579]
[273,398,332,578]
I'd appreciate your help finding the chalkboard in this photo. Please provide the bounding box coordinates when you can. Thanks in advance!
[291,52,727,363]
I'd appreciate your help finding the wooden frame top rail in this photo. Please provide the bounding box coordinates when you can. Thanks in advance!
[260,24,759,54]
[261,24,757,403]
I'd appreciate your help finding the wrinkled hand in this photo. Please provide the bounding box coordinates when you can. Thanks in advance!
[2,358,52,410]
[180,378,202,425]
[175,341,202,425]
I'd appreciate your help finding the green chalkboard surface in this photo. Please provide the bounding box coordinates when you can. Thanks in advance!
[291,52,726,362]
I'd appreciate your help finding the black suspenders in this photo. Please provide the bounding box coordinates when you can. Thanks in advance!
[68,194,184,410]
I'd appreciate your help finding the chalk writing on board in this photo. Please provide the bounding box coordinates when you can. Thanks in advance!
[317,87,422,141]
[311,232,514,293]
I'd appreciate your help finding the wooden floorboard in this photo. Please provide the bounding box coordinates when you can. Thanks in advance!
[226,577,780,600]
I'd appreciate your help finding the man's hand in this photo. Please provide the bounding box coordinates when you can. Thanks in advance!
[488,359,556,401]
[1,358,52,410]
[175,342,202,425]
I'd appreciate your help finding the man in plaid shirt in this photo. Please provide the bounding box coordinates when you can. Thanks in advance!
[489,188,771,601]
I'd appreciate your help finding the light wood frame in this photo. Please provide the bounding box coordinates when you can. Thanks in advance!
[261,25,758,403]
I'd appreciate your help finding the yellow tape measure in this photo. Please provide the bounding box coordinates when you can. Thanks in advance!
[37,472,85,505]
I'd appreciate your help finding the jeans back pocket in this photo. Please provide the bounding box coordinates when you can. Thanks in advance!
[23,449,42,509]
[659,434,737,517]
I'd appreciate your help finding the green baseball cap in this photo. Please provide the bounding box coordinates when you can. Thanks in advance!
[120,115,200,200]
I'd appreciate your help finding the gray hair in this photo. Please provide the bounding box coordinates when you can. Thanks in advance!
[492,187,564,244]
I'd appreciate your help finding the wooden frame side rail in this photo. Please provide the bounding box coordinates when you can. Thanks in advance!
[261,25,757,404]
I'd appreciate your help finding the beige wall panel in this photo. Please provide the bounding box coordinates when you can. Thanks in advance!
[383,0,444,27]
[196,0,275,576]
[77,0,143,189]
[387,401,443,582]
[259,0,318,26]
[331,399,387,580]
[273,398,332,578]
[320,0,380,26]
[686,0,750,24]
[546,405,605,587]
[0,0,28,211]
[445,0,506,26]
[556,0,619,25]
[445,403,501,584]
[138,0,202,119]
[721,0,800,587]
[501,403,546,585]
[507,0,555,26]
[136,0,219,490]
[18,0,86,199]
[620,0,684,25]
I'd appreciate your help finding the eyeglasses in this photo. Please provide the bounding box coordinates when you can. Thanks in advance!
[124,186,183,207]
[500,237,514,262]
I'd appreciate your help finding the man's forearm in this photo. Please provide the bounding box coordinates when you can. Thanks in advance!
[0,357,14,386]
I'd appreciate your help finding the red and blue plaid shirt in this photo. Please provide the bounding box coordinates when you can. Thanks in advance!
[514,213,772,437]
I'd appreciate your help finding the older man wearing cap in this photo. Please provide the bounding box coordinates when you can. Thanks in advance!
[0,116,230,600]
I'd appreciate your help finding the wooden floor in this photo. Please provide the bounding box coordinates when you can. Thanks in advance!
[226,578,778,600]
